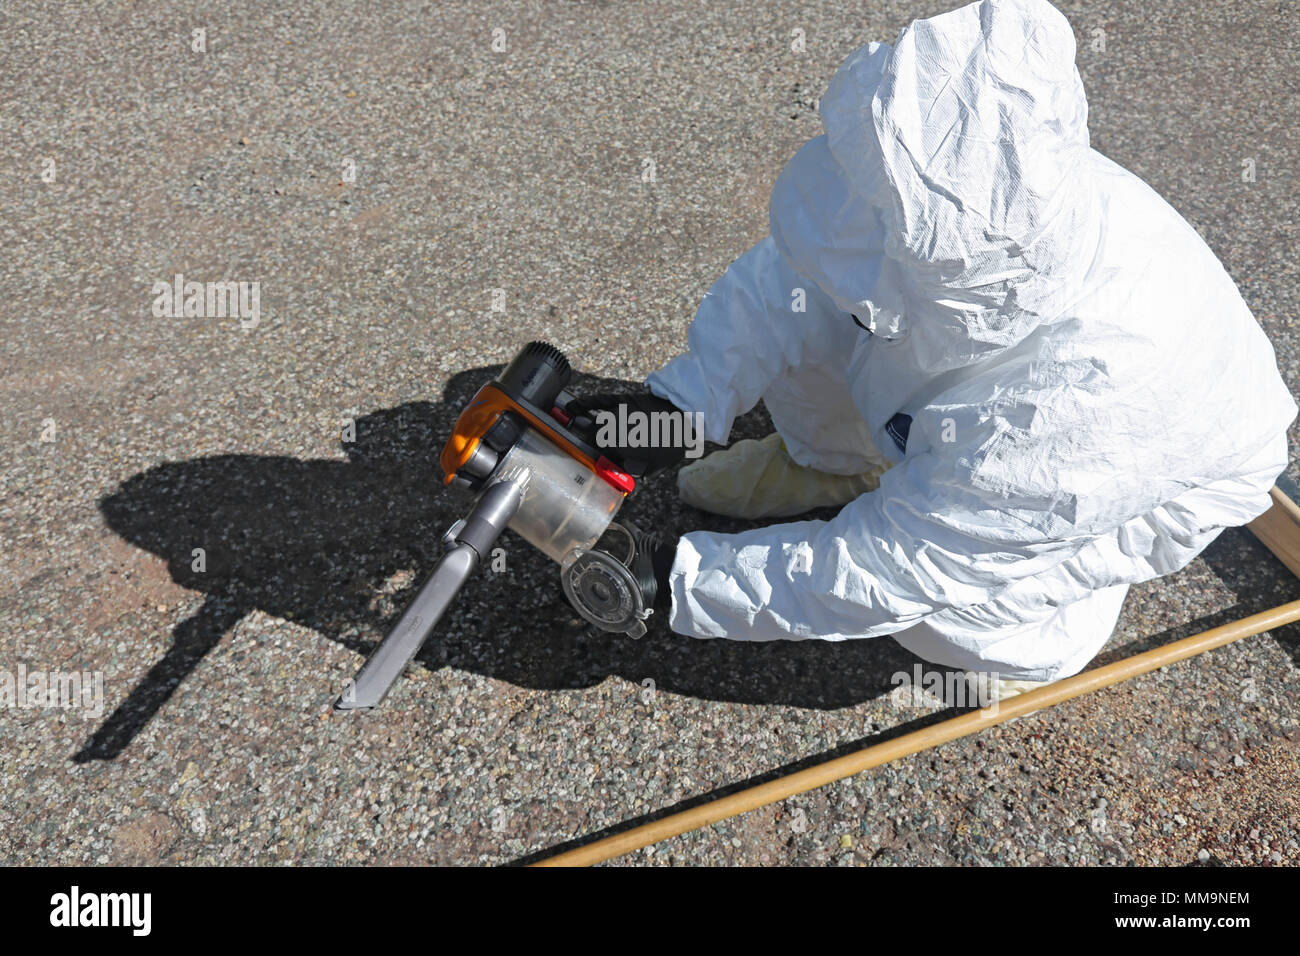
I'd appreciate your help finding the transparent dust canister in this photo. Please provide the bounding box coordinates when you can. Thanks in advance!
[491,428,624,563]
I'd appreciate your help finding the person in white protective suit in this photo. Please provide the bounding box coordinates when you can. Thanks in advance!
[574,0,1297,697]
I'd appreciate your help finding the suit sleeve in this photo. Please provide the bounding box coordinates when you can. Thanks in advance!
[645,235,852,445]
[665,444,1093,641]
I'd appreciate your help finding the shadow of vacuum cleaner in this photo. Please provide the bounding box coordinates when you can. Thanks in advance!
[82,344,927,761]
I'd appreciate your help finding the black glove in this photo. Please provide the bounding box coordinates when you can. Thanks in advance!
[630,527,678,610]
[567,390,692,478]
[650,536,676,609]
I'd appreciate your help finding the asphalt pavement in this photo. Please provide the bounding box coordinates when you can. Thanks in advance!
[1,0,1297,865]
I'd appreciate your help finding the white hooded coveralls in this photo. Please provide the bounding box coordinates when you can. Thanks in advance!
[645,0,1297,681]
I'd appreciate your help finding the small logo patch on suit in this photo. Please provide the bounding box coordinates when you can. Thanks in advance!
[885,412,912,454]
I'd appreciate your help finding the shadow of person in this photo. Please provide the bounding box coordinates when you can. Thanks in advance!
[78,364,923,761]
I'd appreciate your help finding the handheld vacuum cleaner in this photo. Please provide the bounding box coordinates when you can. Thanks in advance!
[336,341,660,710]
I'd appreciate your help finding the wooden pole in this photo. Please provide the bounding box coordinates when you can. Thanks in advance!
[532,484,1300,867]
[1246,485,1300,579]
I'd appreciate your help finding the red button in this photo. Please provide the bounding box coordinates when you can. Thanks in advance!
[549,405,572,426]
[595,456,635,495]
